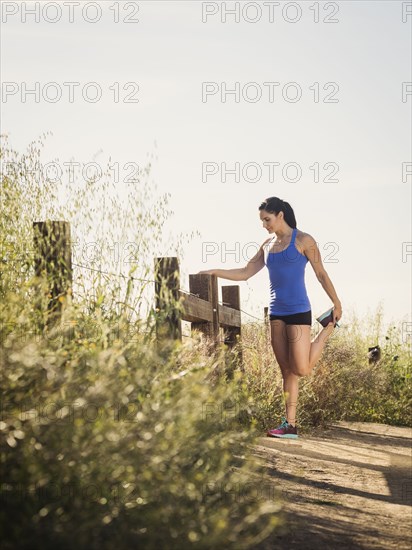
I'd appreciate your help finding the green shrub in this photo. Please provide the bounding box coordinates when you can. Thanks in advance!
[0,135,281,549]
[0,318,280,549]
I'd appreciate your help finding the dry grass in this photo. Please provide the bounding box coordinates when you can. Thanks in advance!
[236,312,411,430]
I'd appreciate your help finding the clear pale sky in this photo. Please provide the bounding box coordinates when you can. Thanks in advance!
[1,0,411,332]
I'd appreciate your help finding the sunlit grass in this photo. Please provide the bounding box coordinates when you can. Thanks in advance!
[1,134,410,549]
[239,310,411,430]
[1,135,281,549]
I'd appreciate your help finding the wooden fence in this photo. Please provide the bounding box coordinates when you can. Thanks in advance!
[33,220,73,325]
[154,257,241,352]
[33,221,242,355]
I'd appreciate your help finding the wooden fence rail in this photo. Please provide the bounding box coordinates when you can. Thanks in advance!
[154,257,242,352]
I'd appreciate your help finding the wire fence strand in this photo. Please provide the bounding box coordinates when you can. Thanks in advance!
[72,261,265,323]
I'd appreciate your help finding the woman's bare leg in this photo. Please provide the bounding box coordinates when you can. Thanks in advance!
[287,323,335,377]
[270,320,299,425]
[309,322,335,370]
[271,321,336,426]
[282,369,299,426]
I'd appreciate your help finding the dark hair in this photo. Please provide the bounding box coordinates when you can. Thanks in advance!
[258,196,297,228]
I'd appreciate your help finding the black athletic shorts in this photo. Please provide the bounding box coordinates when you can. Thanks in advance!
[269,310,312,325]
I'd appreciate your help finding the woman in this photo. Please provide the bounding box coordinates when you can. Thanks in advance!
[198,196,342,439]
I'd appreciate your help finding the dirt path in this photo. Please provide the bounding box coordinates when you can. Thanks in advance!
[253,422,412,550]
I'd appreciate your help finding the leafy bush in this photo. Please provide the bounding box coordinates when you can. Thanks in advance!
[1,319,280,549]
[0,135,280,549]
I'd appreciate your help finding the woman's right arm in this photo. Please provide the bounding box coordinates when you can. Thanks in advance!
[198,238,270,281]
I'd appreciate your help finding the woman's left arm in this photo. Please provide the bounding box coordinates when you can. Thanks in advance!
[302,234,342,322]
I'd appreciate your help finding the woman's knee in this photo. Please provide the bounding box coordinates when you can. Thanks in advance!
[291,365,311,378]
[287,325,312,376]
[289,360,311,377]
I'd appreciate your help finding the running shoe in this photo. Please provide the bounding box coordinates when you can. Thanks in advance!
[316,307,340,328]
[267,417,298,439]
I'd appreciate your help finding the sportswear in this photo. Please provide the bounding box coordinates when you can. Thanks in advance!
[264,228,311,315]
[267,418,298,439]
[269,310,312,325]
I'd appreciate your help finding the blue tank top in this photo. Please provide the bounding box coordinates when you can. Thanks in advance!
[264,228,311,315]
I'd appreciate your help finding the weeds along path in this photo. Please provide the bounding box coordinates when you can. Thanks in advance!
[253,422,412,550]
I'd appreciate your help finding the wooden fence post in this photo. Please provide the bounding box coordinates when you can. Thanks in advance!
[33,220,72,322]
[189,274,219,348]
[222,286,241,348]
[222,285,243,373]
[154,257,182,347]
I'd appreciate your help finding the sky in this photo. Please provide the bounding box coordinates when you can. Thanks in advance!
[1,0,411,335]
